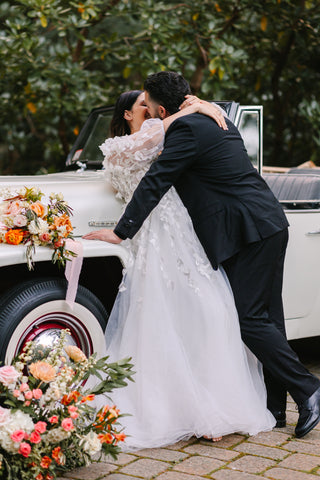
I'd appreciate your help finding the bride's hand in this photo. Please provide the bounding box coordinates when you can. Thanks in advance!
[180,96,228,131]
[82,229,122,244]
[179,95,203,109]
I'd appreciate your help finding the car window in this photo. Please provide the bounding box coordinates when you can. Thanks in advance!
[236,107,262,172]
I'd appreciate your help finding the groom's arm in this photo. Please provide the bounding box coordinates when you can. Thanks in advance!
[114,119,197,240]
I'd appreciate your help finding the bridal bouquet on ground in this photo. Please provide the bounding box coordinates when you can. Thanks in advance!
[0,186,76,270]
[0,330,134,480]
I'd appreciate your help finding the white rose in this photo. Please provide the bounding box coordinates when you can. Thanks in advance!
[80,431,102,456]
[28,218,49,235]
[13,214,28,227]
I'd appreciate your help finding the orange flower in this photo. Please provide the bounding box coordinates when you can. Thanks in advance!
[80,393,95,403]
[107,406,120,420]
[61,390,80,406]
[36,474,43,480]
[29,361,56,382]
[113,432,126,444]
[40,456,52,468]
[5,229,24,245]
[30,201,47,217]
[98,433,113,444]
[52,214,73,237]
[52,446,66,465]
[64,345,87,363]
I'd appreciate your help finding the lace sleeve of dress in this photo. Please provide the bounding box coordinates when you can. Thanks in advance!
[99,118,165,168]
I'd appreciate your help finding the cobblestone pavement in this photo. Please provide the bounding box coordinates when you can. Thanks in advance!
[60,349,320,480]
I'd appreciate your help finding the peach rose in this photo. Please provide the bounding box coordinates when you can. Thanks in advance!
[4,228,24,245]
[52,214,73,237]
[29,201,47,218]
[29,361,56,382]
[61,418,74,432]
[20,383,29,392]
[32,388,43,399]
[30,431,41,444]
[11,430,25,443]
[0,365,20,386]
[49,415,59,424]
[68,405,79,419]
[64,345,87,363]
[18,442,31,457]
[24,390,33,400]
[34,421,47,434]
[39,232,52,243]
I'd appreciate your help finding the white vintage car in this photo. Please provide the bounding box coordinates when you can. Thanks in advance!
[0,102,318,363]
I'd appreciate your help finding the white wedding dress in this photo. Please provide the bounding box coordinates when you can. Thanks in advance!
[97,118,275,451]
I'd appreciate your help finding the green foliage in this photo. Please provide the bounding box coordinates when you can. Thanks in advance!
[0,0,319,173]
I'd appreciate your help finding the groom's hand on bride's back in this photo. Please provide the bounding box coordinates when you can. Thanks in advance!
[82,229,122,244]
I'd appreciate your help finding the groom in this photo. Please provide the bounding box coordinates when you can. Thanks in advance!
[104,71,320,438]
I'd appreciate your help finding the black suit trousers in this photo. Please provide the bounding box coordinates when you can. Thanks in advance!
[223,228,319,407]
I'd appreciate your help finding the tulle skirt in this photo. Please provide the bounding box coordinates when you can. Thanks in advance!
[95,189,275,451]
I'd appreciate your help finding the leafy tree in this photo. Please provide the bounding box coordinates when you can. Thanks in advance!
[0,0,319,174]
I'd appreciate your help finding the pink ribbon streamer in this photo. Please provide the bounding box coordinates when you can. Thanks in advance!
[65,239,84,308]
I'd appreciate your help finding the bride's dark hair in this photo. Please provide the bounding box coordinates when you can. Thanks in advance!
[110,90,143,137]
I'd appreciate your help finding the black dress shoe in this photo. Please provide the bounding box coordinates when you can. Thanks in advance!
[270,410,286,428]
[295,386,320,438]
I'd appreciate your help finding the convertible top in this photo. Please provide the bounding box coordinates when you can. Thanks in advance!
[264,173,320,208]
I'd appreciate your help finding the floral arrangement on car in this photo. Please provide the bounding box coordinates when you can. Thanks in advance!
[0,329,134,480]
[0,186,76,270]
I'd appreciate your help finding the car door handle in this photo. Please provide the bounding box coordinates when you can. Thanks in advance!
[306,230,320,235]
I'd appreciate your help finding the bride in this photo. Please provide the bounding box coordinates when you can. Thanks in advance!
[83,90,275,451]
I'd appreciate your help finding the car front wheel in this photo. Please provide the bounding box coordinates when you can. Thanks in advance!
[0,278,108,363]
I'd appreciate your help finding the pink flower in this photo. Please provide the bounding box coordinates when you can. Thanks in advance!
[18,442,31,457]
[32,388,43,399]
[49,415,59,424]
[34,421,47,434]
[13,214,27,227]
[39,232,51,243]
[24,400,31,406]
[13,389,21,397]
[30,431,41,444]
[0,365,20,386]
[11,430,25,443]
[61,418,74,432]
[24,390,33,400]
[20,383,29,392]
[68,405,79,419]
[5,200,22,215]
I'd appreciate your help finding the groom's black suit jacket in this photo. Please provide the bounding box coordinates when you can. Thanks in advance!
[114,114,289,270]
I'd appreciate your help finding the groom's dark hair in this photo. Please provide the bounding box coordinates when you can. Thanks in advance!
[144,71,191,115]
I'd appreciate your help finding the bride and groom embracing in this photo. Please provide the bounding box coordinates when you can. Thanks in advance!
[83,71,320,450]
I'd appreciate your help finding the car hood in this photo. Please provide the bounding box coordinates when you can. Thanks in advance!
[0,171,124,237]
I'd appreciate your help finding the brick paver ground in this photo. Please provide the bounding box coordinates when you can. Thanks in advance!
[60,349,320,480]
